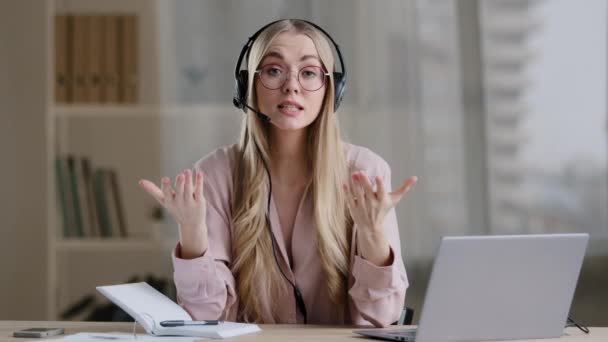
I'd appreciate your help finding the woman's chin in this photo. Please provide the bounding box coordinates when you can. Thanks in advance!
[269,115,313,131]
[270,121,307,131]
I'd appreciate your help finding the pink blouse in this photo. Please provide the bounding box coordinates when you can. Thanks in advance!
[172,143,408,327]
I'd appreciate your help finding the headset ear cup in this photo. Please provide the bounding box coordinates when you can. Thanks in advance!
[235,70,249,112]
[333,72,345,111]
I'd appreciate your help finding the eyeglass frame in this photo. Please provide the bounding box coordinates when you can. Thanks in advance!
[254,64,331,92]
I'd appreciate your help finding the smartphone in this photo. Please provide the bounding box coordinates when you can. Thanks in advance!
[13,327,65,338]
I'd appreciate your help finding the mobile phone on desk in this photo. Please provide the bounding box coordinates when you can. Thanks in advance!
[13,327,65,338]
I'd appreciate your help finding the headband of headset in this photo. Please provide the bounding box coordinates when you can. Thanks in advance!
[233,19,347,112]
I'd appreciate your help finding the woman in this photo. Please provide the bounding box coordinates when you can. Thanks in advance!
[139,19,417,327]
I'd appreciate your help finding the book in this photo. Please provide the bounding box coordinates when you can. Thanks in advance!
[93,168,112,237]
[106,169,127,237]
[81,157,101,237]
[75,157,93,237]
[96,282,261,339]
[66,155,84,237]
[55,157,72,237]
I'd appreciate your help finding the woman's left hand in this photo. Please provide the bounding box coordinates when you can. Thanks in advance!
[344,171,417,234]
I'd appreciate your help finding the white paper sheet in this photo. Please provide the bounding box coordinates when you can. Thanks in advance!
[45,332,205,341]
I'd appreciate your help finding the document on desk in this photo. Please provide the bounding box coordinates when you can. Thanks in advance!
[47,332,202,341]
[96,282,261,339]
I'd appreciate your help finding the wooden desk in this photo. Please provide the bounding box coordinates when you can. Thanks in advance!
[0,321,605,341]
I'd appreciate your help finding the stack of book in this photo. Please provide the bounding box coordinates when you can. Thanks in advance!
[55,14,138,104]
[55,155,127,238]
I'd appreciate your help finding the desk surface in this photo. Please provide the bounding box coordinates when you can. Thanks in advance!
[0,321,605,341]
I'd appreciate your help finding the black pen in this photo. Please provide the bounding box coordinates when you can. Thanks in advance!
[160,320,220,327]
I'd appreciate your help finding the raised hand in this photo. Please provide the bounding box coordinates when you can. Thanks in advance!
[344,171,417,233]
[138,169,208,258]
[343,171,417,265]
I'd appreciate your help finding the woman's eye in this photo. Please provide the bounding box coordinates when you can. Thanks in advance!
[301,69,319,78]
[266,67,282,76]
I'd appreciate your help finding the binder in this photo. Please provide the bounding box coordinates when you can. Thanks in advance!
[71,15,89,102]
[87,15,103,102]
[120,15,138,103]
[54,15,69,103]
[97,282,261,339]
[65,15,75,103]
[58,13,138,104]
[101,15,120,103]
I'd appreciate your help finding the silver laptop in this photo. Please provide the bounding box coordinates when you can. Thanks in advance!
[355,233,589,342]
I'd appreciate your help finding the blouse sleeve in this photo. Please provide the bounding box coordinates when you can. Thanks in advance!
[171,150,239,321]
[348,159,409,327]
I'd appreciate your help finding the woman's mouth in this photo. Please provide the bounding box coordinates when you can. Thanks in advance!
[278,102,304,116]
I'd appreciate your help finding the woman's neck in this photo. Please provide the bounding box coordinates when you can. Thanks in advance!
[268,128,311,187]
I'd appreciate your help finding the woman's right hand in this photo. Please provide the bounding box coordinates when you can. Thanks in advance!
[138,168,208,258]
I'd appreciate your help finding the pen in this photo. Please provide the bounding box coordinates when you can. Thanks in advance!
[90,336,120,340]
[160,320,220,327]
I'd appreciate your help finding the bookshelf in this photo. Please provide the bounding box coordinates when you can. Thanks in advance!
[46,0,173,321]
[45,0,246,320]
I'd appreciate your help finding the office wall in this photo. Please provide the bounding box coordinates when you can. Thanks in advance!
[0,0,49,319]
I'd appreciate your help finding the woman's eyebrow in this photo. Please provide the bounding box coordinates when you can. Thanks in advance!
[264,51,320,62]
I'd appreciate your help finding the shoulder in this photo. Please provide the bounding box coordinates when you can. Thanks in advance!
[194,144,237,169]
[193,144,238,188]
[343,142,391,178]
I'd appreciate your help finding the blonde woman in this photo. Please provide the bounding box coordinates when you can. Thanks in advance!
[139,19,417,327]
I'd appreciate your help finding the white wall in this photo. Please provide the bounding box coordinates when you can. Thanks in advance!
[0,0,49,319]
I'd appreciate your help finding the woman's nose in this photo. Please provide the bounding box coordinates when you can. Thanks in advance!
[281,72,300,94]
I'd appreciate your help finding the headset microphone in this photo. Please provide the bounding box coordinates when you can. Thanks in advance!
[233,97,272,123]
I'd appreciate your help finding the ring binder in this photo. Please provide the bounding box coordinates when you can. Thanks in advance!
[96,282,260,339]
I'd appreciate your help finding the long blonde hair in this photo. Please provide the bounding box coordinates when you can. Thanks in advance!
[230,19,352,323]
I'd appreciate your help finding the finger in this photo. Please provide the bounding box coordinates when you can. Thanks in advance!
[389,176,418,202]
[194,170,204,202]
[138,179,164,203]
[351,172,366,208]
[343,182,356,209]
[174,172,185,201]
[161,177,174,202]
[357,171,376,201]
[375,176,387,201]
[183,169,193,201]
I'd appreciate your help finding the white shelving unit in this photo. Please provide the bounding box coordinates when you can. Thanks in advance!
[45,0,174,320]
[45,0,250,321]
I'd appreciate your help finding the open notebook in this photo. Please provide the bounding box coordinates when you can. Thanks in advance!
[96,282,261,339]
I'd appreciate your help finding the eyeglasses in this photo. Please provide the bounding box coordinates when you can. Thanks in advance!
[254,64,330,92]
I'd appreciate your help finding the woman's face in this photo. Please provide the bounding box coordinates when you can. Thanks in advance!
[255,32,327,132]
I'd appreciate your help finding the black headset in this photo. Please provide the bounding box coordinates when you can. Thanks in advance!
[233,19,347,113]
